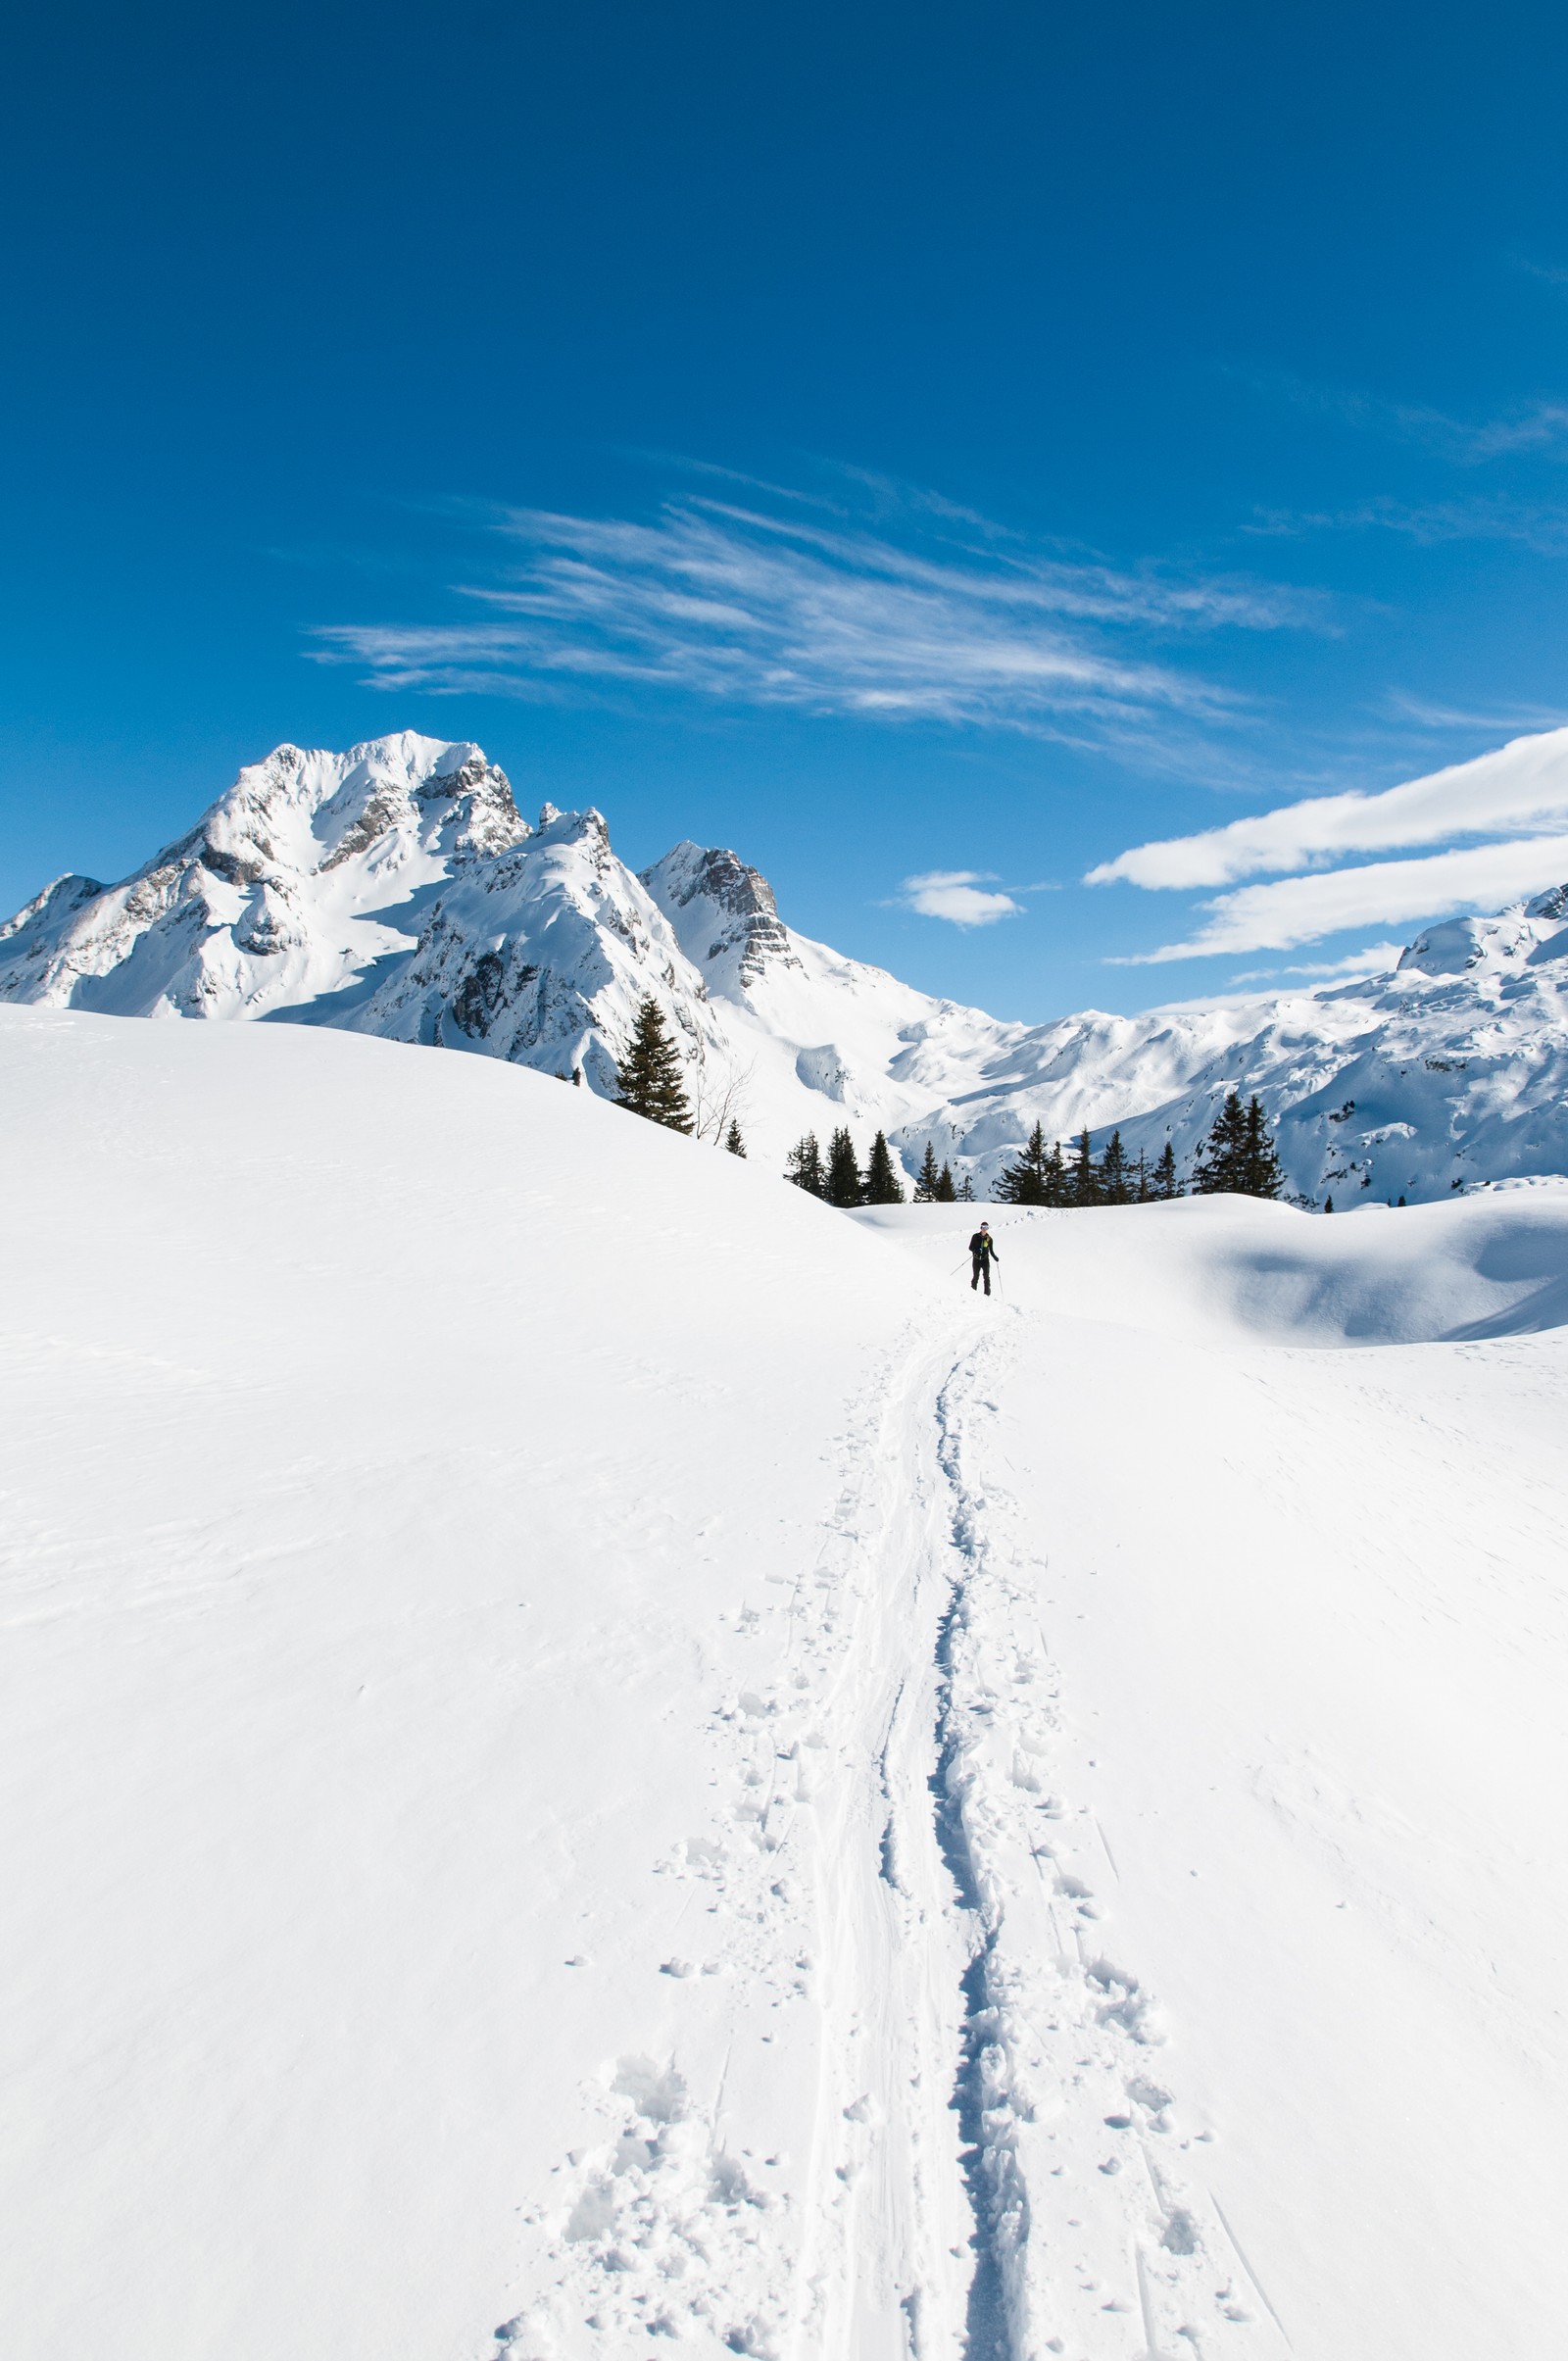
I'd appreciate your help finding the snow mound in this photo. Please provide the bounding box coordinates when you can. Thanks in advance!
[858,1187,1568,1345]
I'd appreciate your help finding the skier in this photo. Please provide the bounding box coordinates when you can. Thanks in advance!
[968,1220,1000,1296]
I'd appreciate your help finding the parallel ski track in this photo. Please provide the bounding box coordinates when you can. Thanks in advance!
[506,1304,1291,2359]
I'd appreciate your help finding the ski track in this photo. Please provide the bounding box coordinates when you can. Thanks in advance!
[499,1310,1292,2361]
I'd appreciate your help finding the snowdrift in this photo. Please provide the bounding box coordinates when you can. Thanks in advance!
[860,1179,1568,1345]
[5,1007,1568,2361]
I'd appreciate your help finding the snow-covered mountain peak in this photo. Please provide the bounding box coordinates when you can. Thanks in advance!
[641,840,803,995]
[1396,884,1568,981]
[336,798,724,1094]
[0,733,530,1021]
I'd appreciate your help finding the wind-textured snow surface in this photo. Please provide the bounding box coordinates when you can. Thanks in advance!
[4,1006,1567,2360]
[12,730,1568,1199]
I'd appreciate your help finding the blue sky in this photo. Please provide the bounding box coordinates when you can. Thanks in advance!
[4,0,1567,1017]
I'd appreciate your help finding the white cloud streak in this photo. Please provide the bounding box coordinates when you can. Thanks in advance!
[1120,835,1568,963]
[311,491,1326,751]
[1255,369,1568,464]
[899,870,1022,926]
[1089,727,1568,889]
[1245,494,1568,554]
[1226,943,1409,984]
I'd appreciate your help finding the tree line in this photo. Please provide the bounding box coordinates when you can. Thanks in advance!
[782,1128,977,1206]
[611,999,1285,1205]
[993,1095,1282,1204]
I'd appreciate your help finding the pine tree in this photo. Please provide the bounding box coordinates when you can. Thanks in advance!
[1069,1127,1100,1206]
[1239,1096,1284,1200]
[1324,1194,1335,1213]
[936,1162,957,1203]
[956,1173,975,1202]
[1195,1092,1282,1199]
[825,1127,865,1208]
[613,997,693,1132]
[864,1131,906,1205]
[1192,1091,1249,1194]
[994,1120,1052,1205]
[1135,1150,1151,1203]
[913,1140,942,1204]
[1099,1128,1132,1205]
[1151,1141,1181,1200]
[724,1119,746,1157]
[785,1133,825,1196]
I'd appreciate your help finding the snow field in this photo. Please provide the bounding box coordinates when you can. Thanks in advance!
[5,1008,1568,2360]
[864,1200,1568,2356]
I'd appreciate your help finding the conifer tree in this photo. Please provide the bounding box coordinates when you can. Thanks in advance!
[1041,1140,1067,1204]
[936,1162,957,1203]
[825,1126,865,1208]
[994,1120,1052,1205]
[784,1133,825,1195]
[913,1140,942,1204]
[1324,1194,1335,1213]
[1099,1128,1133,1205]
[613,997,693,1132]
[1240,1096,1284,1200]
[956,1173,975,1201]
[1194,1091,1282,1199]
[724,1119,746,1157]
[1069,1127,1100,1205]
[1192,1091,1249,1194]
[1151,1140,1181,1200]
[1134,1150,1151,1203]
[864,1130,906,1205]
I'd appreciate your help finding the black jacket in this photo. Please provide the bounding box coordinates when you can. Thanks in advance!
[968,1230,998,1262]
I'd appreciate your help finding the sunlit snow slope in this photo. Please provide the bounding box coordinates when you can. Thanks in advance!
[4,1008,1567,2361]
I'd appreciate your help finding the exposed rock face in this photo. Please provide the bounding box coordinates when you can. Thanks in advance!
[640,842,802,992]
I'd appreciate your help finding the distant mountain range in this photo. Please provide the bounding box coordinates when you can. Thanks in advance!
[7,729,1568,1204]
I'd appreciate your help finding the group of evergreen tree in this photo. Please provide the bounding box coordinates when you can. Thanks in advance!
[989,1093,1282,1205]
[912,1140,961,1203]
[1189,1091,1283,1199]
[611,1002,1284,1205]
[785,1125,917,1206]
[612,998,746,1155]
[992,1121,1182,1205]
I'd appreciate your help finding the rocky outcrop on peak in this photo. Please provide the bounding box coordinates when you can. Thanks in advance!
[641,842,803,995]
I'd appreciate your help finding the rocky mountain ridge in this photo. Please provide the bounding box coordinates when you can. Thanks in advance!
[8,730,1568,1205]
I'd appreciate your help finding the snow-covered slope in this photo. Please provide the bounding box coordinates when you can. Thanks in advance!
[933,886,1568,1207]
[9,731,1568,1200]
[5,1005,1568,2360]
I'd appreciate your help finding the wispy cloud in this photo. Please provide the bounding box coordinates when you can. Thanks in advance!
[898,869,1022,926]
[1383,691,1568,734]
[1226,943,1408,984]
[1245,493,1568,553]
[1116,835,1568,963]
[1247,368,1568,466]
[310,485,1328,757]
[1508,254,1568,292]
[1089,727,1568,889]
